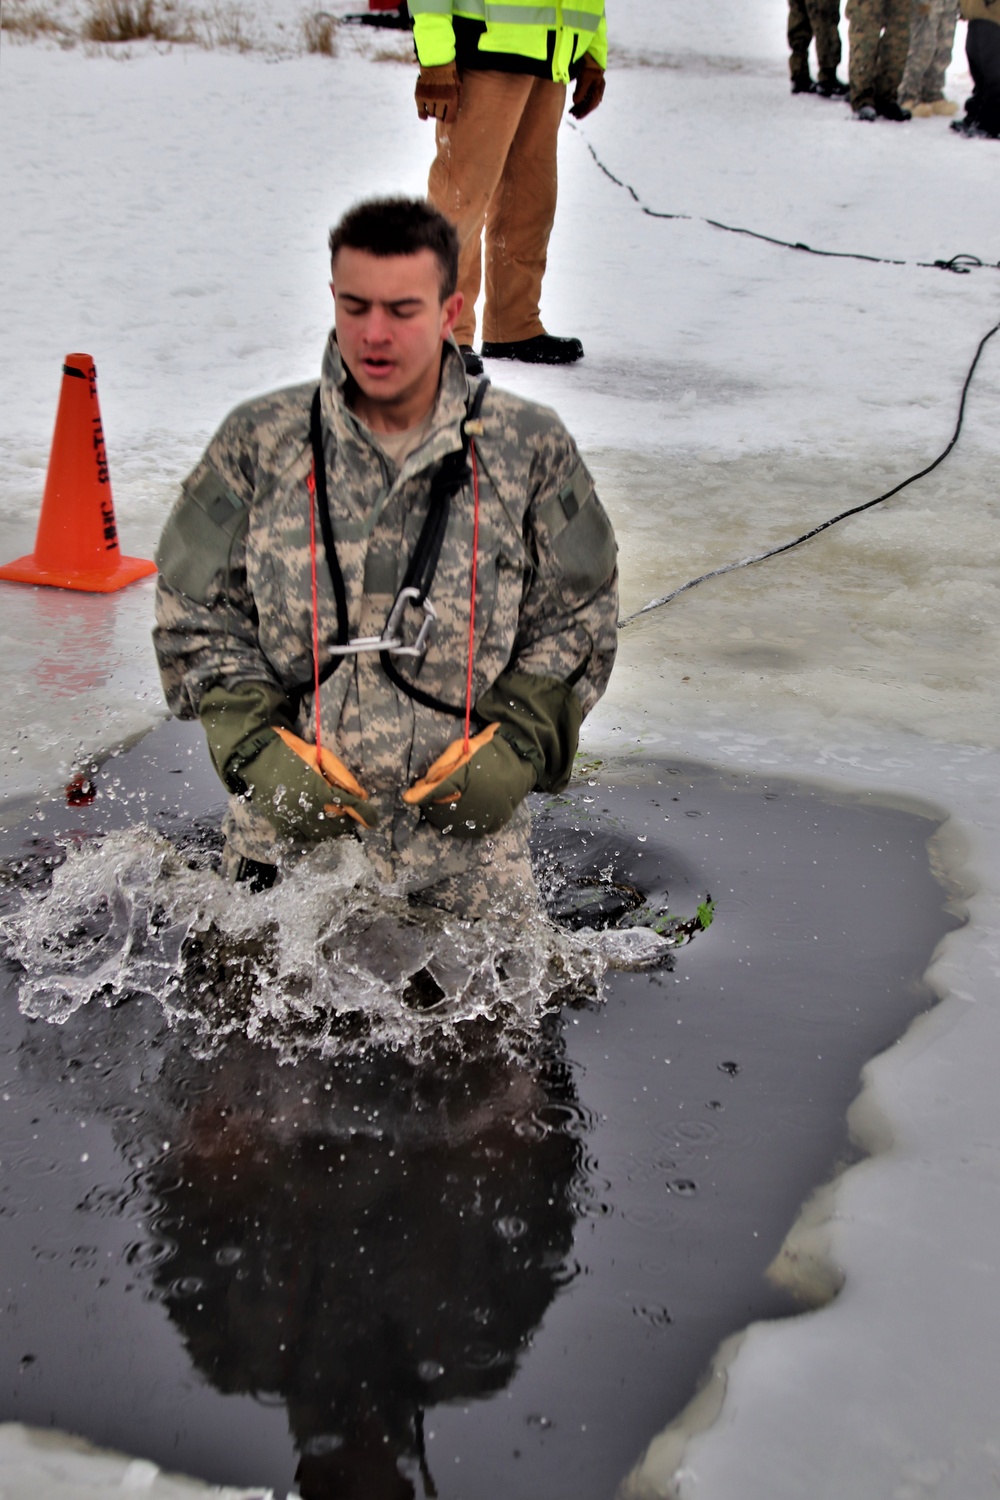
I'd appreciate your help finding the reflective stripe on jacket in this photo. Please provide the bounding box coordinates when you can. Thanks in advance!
[411,0,607,82]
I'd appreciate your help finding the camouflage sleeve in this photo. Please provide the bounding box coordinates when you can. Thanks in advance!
[152,417,283,721]
[511,422,618,719]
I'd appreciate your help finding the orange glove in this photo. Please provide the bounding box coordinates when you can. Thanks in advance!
[415,62,460,121]
[570,58,605,119]
[273,727,377,829]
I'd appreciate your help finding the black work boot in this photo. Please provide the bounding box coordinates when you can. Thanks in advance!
[816,73,849,97]
[481,334,584,365]
[950,114,998,138]
[790,55,814,94]
[459,345,484,376]
[875,97,911,121]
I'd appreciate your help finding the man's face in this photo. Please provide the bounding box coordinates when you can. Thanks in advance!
[331,246,462,421]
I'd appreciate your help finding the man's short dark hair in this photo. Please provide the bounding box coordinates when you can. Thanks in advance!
[328,197,459,300]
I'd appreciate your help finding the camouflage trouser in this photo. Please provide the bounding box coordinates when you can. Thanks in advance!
[221,797,539,921]
[846,0,913,106]
[788,0,843,82]
[899,0,958,102]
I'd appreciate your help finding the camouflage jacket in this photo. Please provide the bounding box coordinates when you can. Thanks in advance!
[153,335,618,864]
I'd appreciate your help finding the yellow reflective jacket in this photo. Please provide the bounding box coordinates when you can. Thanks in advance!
[411,0,607,85]
[960,0,999,22]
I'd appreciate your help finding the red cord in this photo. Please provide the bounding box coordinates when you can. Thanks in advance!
[307,466,323,757]
[463,441,481,755]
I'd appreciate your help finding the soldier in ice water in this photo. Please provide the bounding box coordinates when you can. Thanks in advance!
[153,197,618,919]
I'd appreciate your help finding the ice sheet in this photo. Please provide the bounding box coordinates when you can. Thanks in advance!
[0,1422,273,1498]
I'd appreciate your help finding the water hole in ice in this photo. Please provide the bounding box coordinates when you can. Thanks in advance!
[0,718,958,1499]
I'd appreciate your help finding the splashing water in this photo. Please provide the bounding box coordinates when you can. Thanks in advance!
[0,828,612,1060]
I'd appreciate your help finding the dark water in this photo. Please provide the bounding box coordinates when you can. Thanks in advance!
[0,722,957,1499]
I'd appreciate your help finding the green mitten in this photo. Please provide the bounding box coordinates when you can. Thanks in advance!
[199,682,375,842]
[403,721,536,838]
[239,733,370,842]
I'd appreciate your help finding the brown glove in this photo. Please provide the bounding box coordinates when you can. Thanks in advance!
[415,62,460,122]
[570,58,605,119]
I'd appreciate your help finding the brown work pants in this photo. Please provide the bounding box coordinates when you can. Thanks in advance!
[427,69,566,346]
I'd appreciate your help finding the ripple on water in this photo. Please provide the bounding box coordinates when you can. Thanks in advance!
[124,1237,177,1271]
[633,1303,674,1329]
[620,1201,673,1232]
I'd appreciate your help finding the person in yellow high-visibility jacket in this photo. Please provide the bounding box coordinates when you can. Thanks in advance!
[410,0,607,373]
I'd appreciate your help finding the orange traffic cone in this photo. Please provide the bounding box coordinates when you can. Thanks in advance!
[0,354,157,593]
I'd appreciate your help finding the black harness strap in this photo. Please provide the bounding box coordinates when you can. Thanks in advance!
[310,387,350,683]
[307,378,491,718]
[379,377,491,717]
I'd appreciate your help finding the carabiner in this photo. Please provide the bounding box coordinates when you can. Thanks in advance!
[383,587,437,658]
[324,586,437,659]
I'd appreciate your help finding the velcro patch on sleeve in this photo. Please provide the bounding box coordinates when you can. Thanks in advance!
[155,465,249,603]
[538,460,617,596]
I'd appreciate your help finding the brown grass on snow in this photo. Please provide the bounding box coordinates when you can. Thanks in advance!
[82,0,186,42]
[1,3,75,39]
[303,10,338,56]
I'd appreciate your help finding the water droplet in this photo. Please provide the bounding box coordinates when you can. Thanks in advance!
[494,1215,527,1241]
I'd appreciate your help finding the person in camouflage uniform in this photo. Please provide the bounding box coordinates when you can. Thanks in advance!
[846,0,914,116]
[898,0,959,112]
[787,0,848,95]
[153,198,618,920]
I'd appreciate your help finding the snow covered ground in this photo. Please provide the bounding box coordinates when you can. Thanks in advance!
[1,0,999,1494]
[0,1423,270,1500]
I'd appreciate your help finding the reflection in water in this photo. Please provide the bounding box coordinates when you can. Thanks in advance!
[119,1035,586,1499]
[26,589,119,696]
